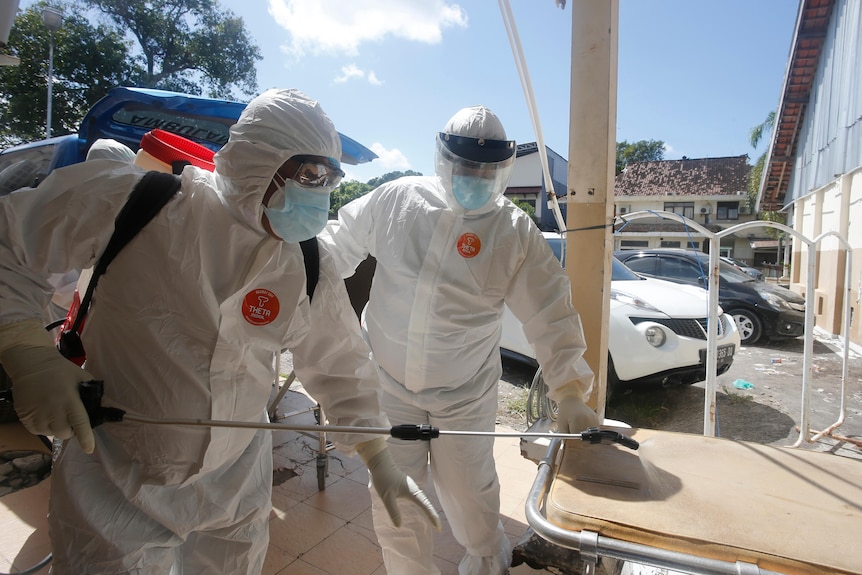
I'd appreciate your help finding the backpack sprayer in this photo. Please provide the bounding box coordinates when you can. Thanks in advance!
[0,380,639,450]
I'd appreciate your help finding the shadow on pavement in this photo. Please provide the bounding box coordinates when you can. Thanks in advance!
[607,384,798,445]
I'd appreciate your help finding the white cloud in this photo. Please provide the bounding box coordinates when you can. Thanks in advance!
[333,64,384,86]
[368,143,410,171]
[334,64,365,83]
[367,71,383,86]
[343,142,411,181]
[268,0,468,58]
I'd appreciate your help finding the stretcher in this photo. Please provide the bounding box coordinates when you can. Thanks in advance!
[268,365,333,491]
[526,427,862,575]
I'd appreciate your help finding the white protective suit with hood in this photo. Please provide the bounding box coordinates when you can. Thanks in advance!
[0,90,391,574]
[320,106,596,575]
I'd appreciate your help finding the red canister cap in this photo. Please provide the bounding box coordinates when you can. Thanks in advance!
[139,129,216,172]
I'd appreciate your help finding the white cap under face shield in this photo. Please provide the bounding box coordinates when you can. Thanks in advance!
[435,106,516,212]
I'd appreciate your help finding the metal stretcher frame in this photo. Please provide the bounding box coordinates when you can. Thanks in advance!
[525,435,862,575]
[268,363,332,491]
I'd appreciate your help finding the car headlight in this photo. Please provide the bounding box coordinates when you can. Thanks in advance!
[611,289,661,312]
[757,289,797,311]
[644,326,667,347]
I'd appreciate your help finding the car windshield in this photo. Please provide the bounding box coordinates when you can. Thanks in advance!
[713,259,757,283]
[612,258,641,281]
[546,237,637,282]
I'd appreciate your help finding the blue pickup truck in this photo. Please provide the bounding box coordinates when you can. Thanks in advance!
[0,86,377,194]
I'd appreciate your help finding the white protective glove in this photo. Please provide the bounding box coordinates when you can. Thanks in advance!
[356,437,442,531]
[555,393,600,435]
[0,319,96,453]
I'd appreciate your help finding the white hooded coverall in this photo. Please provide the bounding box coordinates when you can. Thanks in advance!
[0,89,388,574]
[321,174,594,574]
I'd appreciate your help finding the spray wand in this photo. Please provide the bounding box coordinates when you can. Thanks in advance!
[0,381,638,450]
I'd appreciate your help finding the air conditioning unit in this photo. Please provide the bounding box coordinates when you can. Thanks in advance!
[699,206,711,214]
[739,204,751,215]
[618,206,629,214]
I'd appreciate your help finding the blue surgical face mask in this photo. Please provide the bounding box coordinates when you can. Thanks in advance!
[452,174,496,210]
[263,180,331,243]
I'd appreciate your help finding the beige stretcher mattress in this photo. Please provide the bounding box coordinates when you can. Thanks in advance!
[545,428,862,575]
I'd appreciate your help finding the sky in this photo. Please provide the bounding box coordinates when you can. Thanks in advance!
[214,0,800,183]
[24,0,802,184]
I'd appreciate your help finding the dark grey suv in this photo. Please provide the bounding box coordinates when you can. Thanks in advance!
[615,248,805,345]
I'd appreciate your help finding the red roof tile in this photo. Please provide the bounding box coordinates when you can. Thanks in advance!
[615,155,750,197]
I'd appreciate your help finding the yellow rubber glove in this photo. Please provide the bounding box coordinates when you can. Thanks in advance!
[0,319,95,453]
[556,395,600,434]
[356,437,442,531]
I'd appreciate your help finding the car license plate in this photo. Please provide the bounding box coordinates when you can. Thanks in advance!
[700,344,735,364]
[717,344,734,360]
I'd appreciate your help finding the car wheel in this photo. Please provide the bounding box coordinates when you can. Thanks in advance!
[728,308,763,345]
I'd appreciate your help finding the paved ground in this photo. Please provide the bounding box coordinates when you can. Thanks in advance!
[496,328,862,460]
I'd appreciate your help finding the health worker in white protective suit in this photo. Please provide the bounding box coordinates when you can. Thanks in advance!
[320,105,599,575]
[0,88,439,575]
[48,139,137,315]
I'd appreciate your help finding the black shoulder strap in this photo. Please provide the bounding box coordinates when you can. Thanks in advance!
[299,237,319,300]
[70,171,181,332]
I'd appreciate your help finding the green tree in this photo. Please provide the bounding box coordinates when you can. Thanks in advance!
[747,111,775,212]
[329,179,372,217]
[83,0,261,99]
[615,139,665,175]
[329,171,424,217]
[366,170,422,189]
[0,2,137,146]
[747,111,784,239]
[513,199,535,218]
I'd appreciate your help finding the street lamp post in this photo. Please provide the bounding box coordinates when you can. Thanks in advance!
[41,7,63,139]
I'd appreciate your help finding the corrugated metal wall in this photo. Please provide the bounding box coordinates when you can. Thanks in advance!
[788,0,862,202]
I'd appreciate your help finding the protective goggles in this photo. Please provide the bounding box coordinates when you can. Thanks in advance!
[279,155,346,189]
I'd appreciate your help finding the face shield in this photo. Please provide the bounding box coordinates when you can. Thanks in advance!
[435,132,516,211]
[434,105,516,212]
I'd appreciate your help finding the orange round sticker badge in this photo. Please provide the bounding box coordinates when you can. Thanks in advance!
[457,233,481,258]
[242,288,280,326]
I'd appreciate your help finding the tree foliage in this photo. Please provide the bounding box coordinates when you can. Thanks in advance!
[513,199,535,218]
[747,111,785,238]
[83,0,261,99]
[329,179,372,217]
[366,170,422,189]
[329,170,425,217]
[615,139,665,175]
[0,0,261,148]
[0,1,136,146]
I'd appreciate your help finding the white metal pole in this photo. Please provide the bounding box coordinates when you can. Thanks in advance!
[46,31,53,138]
[703,240,720,436]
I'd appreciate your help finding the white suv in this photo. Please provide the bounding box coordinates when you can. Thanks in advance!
[500,232,740,395]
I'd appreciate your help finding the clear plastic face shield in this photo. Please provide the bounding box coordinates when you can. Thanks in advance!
[435,133,516,211]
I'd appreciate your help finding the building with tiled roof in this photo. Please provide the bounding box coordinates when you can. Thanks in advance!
[613,155,773,267]
[615,155,749,198]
